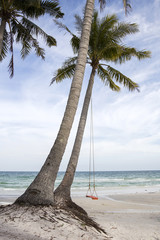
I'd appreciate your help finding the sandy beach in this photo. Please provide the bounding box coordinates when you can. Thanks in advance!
[74,192,160,239]
[0,192,160,239]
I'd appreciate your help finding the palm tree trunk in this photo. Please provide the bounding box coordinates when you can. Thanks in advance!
[0,19,6,56]
[15,0,95,206]
[54,67,96,207]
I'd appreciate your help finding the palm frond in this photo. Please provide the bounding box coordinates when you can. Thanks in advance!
[74,14,83,34]
[97,14,118,48]
[21,17,56,46]
[33,42,45,59]
[114,46,151,64]
[63,56,78,66]
[11,18,45,59]
[1,0,63,78]
[99,43,120,61]
[99,14,118,33]
[51,63,76,85]
[20,39,32,58]
[8,23,14,78]
[112,22,139,42]
[21,37,45,59]
[40,0,64,18]
[107,65,139,91]
[8,53,14,78]
[54,19,74,36]
[13,0,42,18]
[133,49,151,60]
[54,19,79,53]
[15,0,64,19]
[91,15,139,59]
[0,0,5,9]
[8,31,14,78]
[0,29,9,61]
[98,65,121,92]
[89,11,99,54]
[13,0,41,9]
[71,35,80,54]
[98,0,106,11]
[89,13,138,59]
[123,0,132,15]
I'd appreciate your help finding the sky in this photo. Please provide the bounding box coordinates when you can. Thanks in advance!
[0,0,160,172]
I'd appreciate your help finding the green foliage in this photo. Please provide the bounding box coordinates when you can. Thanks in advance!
[0,30,8,61]
[74,14,83,35]
[113,46,151,64]
[11,0,64,19]
[122,0,132,15]
[98,65,121,91]
[51,57,77,84]
[70,35,80,54]
[0,0,63,77]
[53,11,150,93]
[107,65,139,91]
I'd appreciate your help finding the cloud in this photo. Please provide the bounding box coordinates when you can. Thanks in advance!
[0,0,160,171]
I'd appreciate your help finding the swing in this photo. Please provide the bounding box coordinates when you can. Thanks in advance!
[86,98,98,200]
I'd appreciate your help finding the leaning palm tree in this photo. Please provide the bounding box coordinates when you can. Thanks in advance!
[53,12,151,207]
[15,0,132,206]
[0,0,63,77]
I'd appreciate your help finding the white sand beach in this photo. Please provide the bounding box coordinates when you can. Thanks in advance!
[0,192,160,240]
[74,192,160,240]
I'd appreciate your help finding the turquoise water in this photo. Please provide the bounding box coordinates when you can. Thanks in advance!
[0,171,160,198]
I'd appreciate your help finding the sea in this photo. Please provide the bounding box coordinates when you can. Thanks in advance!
[0,170,160,203]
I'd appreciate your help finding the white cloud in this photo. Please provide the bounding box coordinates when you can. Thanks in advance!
[0,0,160,171]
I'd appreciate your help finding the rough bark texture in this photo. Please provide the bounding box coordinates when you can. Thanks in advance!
[54,68,96,206]
[15,0,95,206]
[0,19,6,56]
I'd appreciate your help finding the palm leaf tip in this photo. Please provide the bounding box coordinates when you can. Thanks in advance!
[50,77,56,85]
[50,63,76,85]
[8,55,14,78]
[98,65,121,92]
[137,50,151,60]
[47,35,56,46]
[123,0,132,15]
[106,65,139,92]
[99,0,106,11]
[39,0,64,19]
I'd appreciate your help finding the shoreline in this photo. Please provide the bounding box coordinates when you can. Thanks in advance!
[1,184,160,202]
[1,190,160,206]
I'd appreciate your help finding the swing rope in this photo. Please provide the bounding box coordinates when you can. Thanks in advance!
[86,97,98,200]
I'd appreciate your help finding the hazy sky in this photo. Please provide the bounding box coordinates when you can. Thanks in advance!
[0,0,160,171]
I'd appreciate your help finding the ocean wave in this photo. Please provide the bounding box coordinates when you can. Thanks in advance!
[1,171,160,195]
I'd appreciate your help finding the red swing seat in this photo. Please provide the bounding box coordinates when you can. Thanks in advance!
[86,195,92,198]
[91,196,98,200]
[86,185,98,200]
[86,194,98,200]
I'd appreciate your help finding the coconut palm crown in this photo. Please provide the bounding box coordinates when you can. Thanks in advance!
[52,12,150,92]
[0,0,64,77]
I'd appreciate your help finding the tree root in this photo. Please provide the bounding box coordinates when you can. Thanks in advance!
[0,200,107,236]
[57,199,107,234]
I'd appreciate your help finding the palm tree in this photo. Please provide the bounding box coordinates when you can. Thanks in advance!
[53,12,151,207]
[15,0,132,206]
[0,0,63,77]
